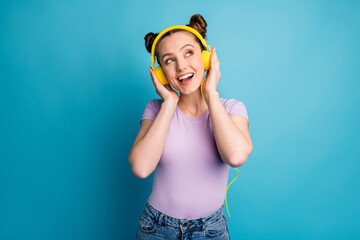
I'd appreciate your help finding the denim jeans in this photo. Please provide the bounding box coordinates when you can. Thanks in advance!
[135,200,231,240]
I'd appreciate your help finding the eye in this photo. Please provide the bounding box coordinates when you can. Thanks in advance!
[185,51,193,56]
[165,58,174,64]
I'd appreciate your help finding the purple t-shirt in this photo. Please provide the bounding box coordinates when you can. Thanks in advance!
[141,98,249,219]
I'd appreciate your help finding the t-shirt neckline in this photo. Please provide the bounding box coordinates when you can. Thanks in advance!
[176,105,209,121]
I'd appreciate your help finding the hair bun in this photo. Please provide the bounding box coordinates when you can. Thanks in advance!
[144,32,158,53]
[188,14,207,39]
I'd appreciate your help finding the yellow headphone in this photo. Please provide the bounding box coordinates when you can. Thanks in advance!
[150,25,212,85]
[150,25,241,222]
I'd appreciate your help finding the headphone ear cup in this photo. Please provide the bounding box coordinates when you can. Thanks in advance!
[154,66,169,85]
[202,50,212,71]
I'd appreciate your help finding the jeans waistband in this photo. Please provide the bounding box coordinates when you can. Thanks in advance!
[144,199,225,231]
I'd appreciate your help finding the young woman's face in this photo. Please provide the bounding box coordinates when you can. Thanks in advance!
[157,31,205,95]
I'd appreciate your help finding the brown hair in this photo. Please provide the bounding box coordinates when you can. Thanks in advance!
[144,14,208,64]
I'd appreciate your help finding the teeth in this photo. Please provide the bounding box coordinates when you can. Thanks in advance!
[178,73,193,80]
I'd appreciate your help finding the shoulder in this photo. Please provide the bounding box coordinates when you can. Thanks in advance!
[141,99,163,122]
[220,97,247,109]
[145,98,163,109]
[220,97,249,120]
[142,99,164,118]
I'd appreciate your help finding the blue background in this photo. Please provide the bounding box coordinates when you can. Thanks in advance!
[1,0,359,239]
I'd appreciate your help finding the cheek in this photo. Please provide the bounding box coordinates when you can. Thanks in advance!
[194,57,205,74]
[195,53,205,69]
[162,65,176,78]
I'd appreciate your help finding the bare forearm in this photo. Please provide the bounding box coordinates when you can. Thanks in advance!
[129,101,176,178]
[206,91,251,167]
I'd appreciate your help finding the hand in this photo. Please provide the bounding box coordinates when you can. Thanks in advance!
[201,47,221,100]
[149,67,179,105]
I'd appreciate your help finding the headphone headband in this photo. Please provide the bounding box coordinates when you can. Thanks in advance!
[150,25,210,67]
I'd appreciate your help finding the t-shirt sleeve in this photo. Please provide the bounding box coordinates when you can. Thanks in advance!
[224,99,249,121]
[140,99,162,123]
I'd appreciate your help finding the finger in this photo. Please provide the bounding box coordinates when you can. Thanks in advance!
[211,47,217,70]
[164,85,173,92]
[149,67,162,88]
[212,47,220,70]
[209,48,214,69]
[149,67,155,82]
[215,47,220,67]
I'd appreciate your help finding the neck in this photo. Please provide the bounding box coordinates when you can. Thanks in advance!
[178,89,208,117]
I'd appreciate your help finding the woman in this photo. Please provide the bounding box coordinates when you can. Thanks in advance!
[129,14,253,239]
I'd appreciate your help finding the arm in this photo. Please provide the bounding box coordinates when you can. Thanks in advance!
[129,66,180,179]
[206,92,253,167]
[202,47,252,167]
[128,101,177,179]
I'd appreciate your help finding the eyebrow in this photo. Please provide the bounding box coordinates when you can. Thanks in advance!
[161,44,194,62]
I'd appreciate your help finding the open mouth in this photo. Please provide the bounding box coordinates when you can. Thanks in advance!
[177,73,194,83]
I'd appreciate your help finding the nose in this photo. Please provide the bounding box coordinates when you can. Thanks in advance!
[176,57,187,72]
